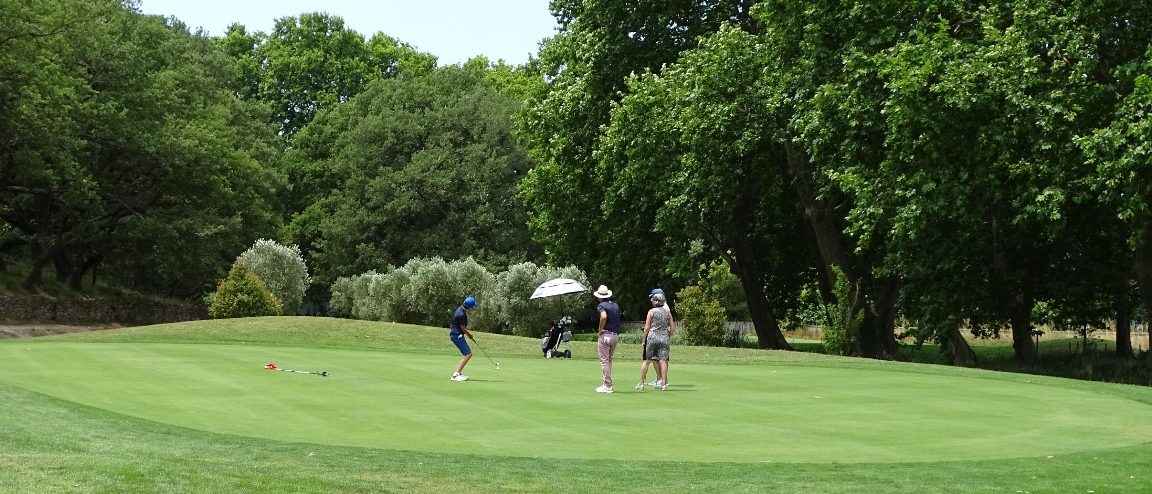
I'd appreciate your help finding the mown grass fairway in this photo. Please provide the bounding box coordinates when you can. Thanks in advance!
[2,317,1151,493]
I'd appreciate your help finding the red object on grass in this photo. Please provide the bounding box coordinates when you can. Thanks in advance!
[264,362,277,370]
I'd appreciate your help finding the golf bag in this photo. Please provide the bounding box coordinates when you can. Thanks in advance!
[541,318,573,358]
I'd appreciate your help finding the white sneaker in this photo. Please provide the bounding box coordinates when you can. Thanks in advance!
[595,385,614,393]
[451,373,469,381]
[634,382,645,391]
[646,380,659,386]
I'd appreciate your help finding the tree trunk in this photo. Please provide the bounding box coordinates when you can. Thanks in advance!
[53,250,71,282]
[1136,225,1152,361]
[22,241,52,290]
[943,326,976,367]
[1115,271,1133,358]
[987,209,1037,364]
[729,173,791,350]
[859,277,901,357]
[784,142,894,357]
[68,255,102,292]
[744,283,789,349]
[782,143,852,287]
[733,258,790,349]
[1009,292,1038,365]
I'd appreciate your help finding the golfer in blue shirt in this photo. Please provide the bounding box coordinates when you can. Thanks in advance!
[450,296,478,381]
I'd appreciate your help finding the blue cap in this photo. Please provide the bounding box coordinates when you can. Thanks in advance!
[464,296,477,308]
[649,288,664,296]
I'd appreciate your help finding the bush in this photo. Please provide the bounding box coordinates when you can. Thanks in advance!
[330,271,397,321]
[328,275,356,317]
[822,266,863,356]
[490,262,590,337]
[699,260,750,321]
[209,261,282,319]
[331,257,495,329]
[676,285,728,346]
[402,257,494,328]
[329,259,590,336]
[236,239,311,315]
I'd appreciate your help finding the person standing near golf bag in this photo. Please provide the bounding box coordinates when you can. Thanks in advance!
[637,290,675,391]
[593,285,622,393]
[450,296,478,382]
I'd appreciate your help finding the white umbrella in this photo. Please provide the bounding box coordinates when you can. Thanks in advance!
[530,278,588,299]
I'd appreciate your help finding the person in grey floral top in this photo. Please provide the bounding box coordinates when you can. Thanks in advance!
[637,291,675,391]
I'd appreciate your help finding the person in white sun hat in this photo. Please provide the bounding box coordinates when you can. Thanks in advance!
[593,285,622,393]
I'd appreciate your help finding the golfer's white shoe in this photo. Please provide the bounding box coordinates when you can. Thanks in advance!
[595,385,614,393]
[451,373,469,381]
[635,382,645,391]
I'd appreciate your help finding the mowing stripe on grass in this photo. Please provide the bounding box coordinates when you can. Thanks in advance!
[1,341,1150,464]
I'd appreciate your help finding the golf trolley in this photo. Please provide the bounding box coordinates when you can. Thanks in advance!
[541,316,574,359]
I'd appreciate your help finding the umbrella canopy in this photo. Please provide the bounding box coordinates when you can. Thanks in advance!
[530,278,588,299]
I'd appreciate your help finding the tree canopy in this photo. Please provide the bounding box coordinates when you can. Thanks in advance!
[520,0,1152,360]
[5,0,1152,367]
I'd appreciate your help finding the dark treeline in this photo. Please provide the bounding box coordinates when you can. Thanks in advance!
[1,0,542,303]
[3,0,1152,366]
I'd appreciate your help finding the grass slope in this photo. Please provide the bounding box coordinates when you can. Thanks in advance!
[2,317,1151,493]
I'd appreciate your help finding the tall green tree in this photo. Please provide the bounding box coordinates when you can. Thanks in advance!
[258,13,375,136]
[286,66,539,287]
[841,1,1152,363]
[599,25,814,349]
[520,0,757,313]
[1,0,283,296]
[219,13,439,137]
[0,0,106,280]
[1082,46,1152,358]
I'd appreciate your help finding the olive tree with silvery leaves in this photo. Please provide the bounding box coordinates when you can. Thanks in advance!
[489,262,590,338]
[332,257,496,329]
[237,239,311,315]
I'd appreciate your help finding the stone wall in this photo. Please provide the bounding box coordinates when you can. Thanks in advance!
[0,294,206,326]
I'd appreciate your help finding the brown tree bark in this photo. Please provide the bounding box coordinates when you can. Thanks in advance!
[943,326,976,367]
[783,143,896,358]
[987,210,1037,364]
[53,250,72,283]
[782,143,851,287]
[1114,272,1133,358]
[68,255,102,291]
[21,241,49,290]
[725,172,791,350]
[1136,225,1152,361]
[1008,292,1038,365]
[730,243,791,350]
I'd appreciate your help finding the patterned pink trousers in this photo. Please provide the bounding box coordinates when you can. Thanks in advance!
[597,332,620,388]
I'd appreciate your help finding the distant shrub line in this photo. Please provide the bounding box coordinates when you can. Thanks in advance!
[331,257,589,338]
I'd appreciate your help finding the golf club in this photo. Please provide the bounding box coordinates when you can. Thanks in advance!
[471,338,500,369]
[264,362,328,377]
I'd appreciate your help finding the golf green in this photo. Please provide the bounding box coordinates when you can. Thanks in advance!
[2,341,1149,463]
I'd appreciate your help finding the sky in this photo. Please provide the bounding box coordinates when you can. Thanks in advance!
[136,0,558,66]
